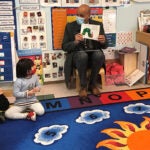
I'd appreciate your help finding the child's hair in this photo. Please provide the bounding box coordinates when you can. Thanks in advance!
[16,58,34,78]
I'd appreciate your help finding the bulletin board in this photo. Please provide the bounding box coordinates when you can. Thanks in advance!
[18,10,47,51]
[42,50,65,82]
[0,32,13,82]
[0,0,17,82]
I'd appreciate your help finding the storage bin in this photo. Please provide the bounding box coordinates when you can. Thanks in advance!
[105,74,125,85]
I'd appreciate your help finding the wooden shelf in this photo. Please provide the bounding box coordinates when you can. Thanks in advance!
[136,31,150,84]
[119,53,138,76]
[136,31,150,50]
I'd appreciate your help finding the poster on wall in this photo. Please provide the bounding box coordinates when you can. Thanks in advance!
[102,0,121,6]
[52,8,67,50]
[82,0,102,6]
[116,31,133,49]
[103,8,116,34]
[0,1,16,31]
[42,50,65,82]
[106,33,116,47]
[19,10,47,51]
[120,0,130,5]
[40,0,61,6]
[0,32,13,82]
[62,0,82,7]
[19,0,39,4]
[17,49,44,84]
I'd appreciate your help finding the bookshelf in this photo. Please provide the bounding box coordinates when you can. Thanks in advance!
[136,31,150,83]
[136,31,150,48]
[119,52,138,76]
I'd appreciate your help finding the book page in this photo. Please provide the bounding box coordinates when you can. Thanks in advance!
[80,24,100,40]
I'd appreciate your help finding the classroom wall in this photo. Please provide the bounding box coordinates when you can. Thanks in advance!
[14,1,150,50]
[1,1,150,82]
[117,2,150,43]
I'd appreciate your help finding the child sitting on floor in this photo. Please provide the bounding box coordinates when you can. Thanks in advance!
[5,58,45,121]
[0,88,9,123]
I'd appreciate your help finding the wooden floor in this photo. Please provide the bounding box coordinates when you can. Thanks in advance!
[2,81,150,104]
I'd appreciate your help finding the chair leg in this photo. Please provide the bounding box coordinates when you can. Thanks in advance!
[99,68,105,89]
[75,69,80,92]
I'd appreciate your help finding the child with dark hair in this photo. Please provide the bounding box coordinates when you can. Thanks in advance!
[5,58,45,121]
[0,88,9,123]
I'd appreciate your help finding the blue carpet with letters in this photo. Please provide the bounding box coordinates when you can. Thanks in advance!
[1,88,150,150]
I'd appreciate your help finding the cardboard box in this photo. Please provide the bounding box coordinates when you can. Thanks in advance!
[119,53,138,76]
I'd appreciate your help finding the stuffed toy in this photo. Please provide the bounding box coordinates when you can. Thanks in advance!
[0,88,9,123]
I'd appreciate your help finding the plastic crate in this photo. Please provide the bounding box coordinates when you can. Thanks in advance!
[105,74,125,85]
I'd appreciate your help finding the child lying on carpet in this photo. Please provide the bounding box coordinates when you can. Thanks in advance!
[5,58,45,121]
[0,88,9,123]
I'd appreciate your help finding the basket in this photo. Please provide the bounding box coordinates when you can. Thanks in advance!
[105,74,125,85]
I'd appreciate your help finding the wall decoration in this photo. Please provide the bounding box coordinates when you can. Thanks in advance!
[19,10,47,51]
[82,0,102,7]
[19,0,39,4]
[116,31,133,48]
[102,0,121,7]
[40,0,61,7]
[106,33,116,47]
[0,1,17,82]
[120,0,130,5]
[103,8,116,33]
[17,49,44,84]
[0,32,13,82]
[0,1,15,31]
[61,0,82,7]
[52,8,67,50]
[42,50,65,82]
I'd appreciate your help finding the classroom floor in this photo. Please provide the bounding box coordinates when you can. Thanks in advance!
[2,81,150,104]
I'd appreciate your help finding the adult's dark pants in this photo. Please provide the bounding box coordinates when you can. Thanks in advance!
[72,50,105,88]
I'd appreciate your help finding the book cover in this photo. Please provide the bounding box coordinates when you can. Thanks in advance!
[80,24,100,40]
[125,69,145,86]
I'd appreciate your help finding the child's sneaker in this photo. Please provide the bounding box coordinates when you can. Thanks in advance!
[27,111,36,121]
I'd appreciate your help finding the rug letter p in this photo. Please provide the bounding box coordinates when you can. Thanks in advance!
[136,91,147,97]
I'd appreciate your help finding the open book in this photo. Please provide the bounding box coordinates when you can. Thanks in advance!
[80,24,100,40]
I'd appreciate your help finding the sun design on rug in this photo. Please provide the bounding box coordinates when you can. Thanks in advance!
[96,116,150,150]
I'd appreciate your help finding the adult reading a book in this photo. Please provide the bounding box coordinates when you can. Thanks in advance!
[62,4,108,98]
